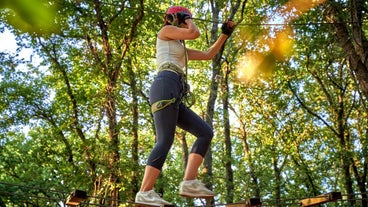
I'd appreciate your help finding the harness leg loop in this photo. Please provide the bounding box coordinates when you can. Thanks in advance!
[151,97,176,114]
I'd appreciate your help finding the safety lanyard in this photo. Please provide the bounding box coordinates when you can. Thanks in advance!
[181,40,196,107]
[182,40,188,79]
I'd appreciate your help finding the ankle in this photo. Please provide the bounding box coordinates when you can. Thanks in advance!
[139,188,153,193]
[183,179,196,182]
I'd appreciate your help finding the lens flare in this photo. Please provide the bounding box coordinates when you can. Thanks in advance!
[271,27,294,61]
[282,0,326,19]
[236,0,326,82]
[237,52,263,82]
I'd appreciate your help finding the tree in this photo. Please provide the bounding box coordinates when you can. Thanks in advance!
[202,1,244,206]
[325,0,368,100]
[288,11,367,205]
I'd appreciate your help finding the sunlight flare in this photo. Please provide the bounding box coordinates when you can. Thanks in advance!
[236,0,326,82]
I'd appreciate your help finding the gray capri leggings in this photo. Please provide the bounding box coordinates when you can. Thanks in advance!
[147,70,214,170]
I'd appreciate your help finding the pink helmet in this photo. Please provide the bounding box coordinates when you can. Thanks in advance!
[165,6,192,18]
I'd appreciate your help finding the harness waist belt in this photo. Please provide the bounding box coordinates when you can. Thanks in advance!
[158,63,185,76]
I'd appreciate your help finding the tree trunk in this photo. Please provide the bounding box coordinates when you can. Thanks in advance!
[240,127,260,198]
[221,63,234,203]
[325,0,368,99]
[178,131,189,169]
[203,1,222,206]
[325,2,368,203]
[204,1,242,205]
[92,0,120,204]
[105,69,120,207]
[273,157,282,207]
[127,57,140,198]
[90,0,144,204]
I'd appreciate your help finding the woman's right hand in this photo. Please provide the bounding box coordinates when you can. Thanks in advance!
[177,12,191,25]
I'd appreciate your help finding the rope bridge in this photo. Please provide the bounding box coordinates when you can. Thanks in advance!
[0,182,366,206]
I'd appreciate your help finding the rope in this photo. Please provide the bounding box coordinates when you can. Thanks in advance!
[95,2,367,27]
[181,40,195,107]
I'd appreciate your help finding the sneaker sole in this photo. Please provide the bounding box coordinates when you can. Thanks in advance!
[135,203,161,207]
[135,202,174,207]
[179,193,214,199]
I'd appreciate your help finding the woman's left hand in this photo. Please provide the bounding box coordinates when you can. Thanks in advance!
[222,20,236,36]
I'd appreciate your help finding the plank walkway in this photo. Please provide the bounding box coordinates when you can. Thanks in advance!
[0,183,348,207]
[66,191,342,206]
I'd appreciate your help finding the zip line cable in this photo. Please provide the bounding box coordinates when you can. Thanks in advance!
[95,2,367,27]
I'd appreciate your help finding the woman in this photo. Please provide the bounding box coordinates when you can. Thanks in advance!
[135,6,235,206]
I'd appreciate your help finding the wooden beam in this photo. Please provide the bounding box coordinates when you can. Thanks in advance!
[226,198,261,207]
[300,192,342,207]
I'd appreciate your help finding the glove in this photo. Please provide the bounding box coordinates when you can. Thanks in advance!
[177,12,191,25]
[166,13,178,25]
[221,20,234,36]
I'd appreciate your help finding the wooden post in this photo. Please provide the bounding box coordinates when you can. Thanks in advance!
[226,198,261,207]
[299,192,342,207]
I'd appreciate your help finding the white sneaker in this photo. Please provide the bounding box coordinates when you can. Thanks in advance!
[135,189,173,206]
[179,180,215,198]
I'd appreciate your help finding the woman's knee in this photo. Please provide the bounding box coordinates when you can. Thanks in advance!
[202,125,214,141]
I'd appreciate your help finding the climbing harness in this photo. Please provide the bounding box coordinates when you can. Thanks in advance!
[151,40,196,114]
[182,40,196,108]
[158,62,185,75]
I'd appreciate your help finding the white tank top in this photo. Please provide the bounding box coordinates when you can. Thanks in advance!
[156,38,186,69]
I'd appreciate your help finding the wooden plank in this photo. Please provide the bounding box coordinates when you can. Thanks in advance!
[300,192,342,207]
[66,190,88,206]
[226,198,261,207]
[226,203,245,207]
